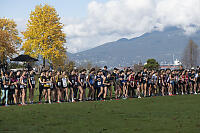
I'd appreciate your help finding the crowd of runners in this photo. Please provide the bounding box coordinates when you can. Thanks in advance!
[0,66,200,106]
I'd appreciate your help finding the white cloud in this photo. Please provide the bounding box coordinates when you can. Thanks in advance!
[64,0,200,53]
[14,18,27,33]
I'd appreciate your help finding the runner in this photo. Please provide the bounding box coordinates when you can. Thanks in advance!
[15,71,21,104]
[196,71,200,93]
[142,68,148,97]
[55,71,62,103]
[20,71,28,105]
[38,71,45,103]
[28,70,35,104]
[50,71,56,102]
[95,70,104,100]
[68,70,77,102]
[103,72,112,100]
[128,71,135,98]
[120,70,128,99]
[9,71,17,104]
[0,71,3,103]
[1,72,10,106]
[62,71,69,102]
[189,70,196,94]
[87,68,95,101]
[42,71,51,104]
[112,68,121,99]
[135,72,142,98]
[102,66,108,77]
[78,69,86,101]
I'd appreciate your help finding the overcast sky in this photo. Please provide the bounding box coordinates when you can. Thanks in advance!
[1,0,200,53]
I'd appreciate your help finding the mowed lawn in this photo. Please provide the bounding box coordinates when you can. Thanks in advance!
[0,95,200,133]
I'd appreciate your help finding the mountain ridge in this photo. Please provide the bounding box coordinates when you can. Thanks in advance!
[68,27,200,67]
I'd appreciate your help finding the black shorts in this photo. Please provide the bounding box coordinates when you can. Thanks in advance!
[56,86,62,90]
[23,85,28,90]
[29,84,35,89]
[9,89,15,94]
[95,86,102,90]
[142,80,147,84]
[50,84,55,90]
[68,84,73,88]
[16,84,20,90]
[4,87,9,90]
[39,85,44,90]
[158,83,162,88]
[44,87,50,90]
[190,81,195,85]
[178,81,183,85]
[106,85,111,88]
[82,84,87,89]
[78,82,86,88]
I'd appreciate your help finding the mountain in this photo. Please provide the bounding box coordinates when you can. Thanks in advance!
[68,27,200,67]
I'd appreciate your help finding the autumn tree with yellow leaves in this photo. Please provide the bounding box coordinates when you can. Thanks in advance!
[0,18,22,63]
[22,4,67,68]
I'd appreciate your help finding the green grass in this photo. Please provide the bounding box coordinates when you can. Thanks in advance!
[0,95,200,133]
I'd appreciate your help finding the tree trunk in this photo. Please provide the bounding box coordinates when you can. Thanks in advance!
[43,57,45,68]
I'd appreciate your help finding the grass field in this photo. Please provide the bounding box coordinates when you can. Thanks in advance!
[0,95,200,133]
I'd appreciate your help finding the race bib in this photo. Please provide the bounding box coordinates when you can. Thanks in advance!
[4,85,8,88]
[98,81,101,86]
[32,81,35,85]
[58,82,61,86]
[20,85,24,89]
[50,83,53,88]
[63,83,67,87]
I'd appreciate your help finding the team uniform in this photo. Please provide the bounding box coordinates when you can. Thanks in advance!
[9,76,16,102]
[62,76,68,89]
[142,72,148,84]
[88,73,95,87]
[0,76,3,92]
[39,75,45,102]
[95,75,103,99]
[69,74,78,99]
[44,76,51,90]
[104,76,111,88]
[21,75,28,90]
[69,74,78,88]
[79,74,86,89]
[16,75,21,91]
[56,75,62,89]
[29,74,36,89]
[120,74,127,87]
[128,74,135,97]
[2,76,10,105]
[189,72,195,93]
[174,74,179,94]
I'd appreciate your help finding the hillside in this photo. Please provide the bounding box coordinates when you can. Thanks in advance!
[68,27,200,67]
